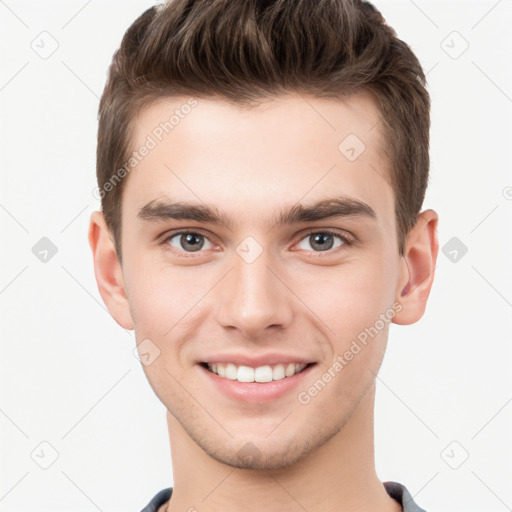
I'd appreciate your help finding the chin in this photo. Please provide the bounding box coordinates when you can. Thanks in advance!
[192,424,333,471]
[206,440,314,471]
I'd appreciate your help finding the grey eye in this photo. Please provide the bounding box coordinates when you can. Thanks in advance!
[168,233,213,252]
[297,232,345,252]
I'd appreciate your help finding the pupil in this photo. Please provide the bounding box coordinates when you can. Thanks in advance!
[311,233,333,251]
[182,233,203,251]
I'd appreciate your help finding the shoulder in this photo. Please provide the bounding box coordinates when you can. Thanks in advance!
[141,484,428,512]
[383,481,428,512]
[139,487,173,512]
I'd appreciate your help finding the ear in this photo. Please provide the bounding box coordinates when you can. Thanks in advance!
[392,209,439,325]
[88,210,134,330]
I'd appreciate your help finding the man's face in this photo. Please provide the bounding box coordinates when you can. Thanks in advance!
[118,93,404,469]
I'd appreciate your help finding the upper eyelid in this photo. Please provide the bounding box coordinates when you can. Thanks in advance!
[162,228,217,245]
[300,228,353,241]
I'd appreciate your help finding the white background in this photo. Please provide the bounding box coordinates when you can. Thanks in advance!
[1,0,511,511]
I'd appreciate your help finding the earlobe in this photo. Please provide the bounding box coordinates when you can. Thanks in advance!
[393,209,439,325]
[88,210,134,330]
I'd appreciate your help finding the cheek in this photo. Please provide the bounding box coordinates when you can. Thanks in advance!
[126,266,202,396]
[289,255,396,339]
[125,261,207,334]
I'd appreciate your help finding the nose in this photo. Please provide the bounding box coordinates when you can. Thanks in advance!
[215,250,294,338]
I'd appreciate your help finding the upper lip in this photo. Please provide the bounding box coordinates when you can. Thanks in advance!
[198,353,316,367]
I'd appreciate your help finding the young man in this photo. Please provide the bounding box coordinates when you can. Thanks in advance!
[88,1,438,510]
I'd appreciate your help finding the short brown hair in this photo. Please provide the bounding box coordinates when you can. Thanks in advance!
[96,0,430,262]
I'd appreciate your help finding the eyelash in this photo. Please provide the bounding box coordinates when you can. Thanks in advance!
[160,228,354,257]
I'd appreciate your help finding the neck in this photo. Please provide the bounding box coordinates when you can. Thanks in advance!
[164,383,401,512]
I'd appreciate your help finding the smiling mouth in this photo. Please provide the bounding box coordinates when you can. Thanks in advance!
[200,362,316,383]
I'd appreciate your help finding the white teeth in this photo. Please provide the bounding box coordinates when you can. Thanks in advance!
[285,363,296,377]
[237,365,254,382]
[205,361,309,383]
[254,365,273,383]
[272,364,285,380]
[225,363,238,380]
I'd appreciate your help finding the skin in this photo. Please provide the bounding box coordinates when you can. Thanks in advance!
[89,92,439,512]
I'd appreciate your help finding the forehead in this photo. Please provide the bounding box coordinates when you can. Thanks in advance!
[122,93,394,232]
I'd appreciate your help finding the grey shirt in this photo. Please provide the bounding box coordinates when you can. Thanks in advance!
[140,481,427,511]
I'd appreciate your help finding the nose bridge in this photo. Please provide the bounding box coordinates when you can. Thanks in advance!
[215,247,293,336]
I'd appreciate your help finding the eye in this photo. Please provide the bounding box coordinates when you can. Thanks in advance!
[164,231,214,253]
[296,230,349,252]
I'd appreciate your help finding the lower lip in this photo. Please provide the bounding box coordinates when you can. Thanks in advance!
[198,363,316,403]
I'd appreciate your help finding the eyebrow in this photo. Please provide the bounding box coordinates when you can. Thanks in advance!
[137,195,377,230]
